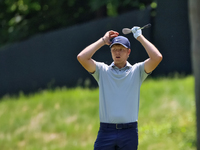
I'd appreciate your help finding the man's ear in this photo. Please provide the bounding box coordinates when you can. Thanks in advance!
[128,49,131,54]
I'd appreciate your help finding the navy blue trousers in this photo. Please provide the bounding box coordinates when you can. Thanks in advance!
[94,122,138,150]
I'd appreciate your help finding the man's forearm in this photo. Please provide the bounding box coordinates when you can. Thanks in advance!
[137,35,162,61]
[77,38,105,61]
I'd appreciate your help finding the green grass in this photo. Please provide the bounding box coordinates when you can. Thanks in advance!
[0,76,196,150]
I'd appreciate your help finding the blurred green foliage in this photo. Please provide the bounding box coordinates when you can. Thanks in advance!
[0,0,155,47]
[0,76,195,149]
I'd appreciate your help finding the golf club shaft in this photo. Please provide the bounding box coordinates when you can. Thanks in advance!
[137,23,151,31]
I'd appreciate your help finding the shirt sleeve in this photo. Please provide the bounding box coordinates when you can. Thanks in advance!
[91,61,105,82]
[137,61,150,82]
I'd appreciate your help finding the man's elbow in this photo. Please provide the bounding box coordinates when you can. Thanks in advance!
[156,54,163,64]
[77,53,84,63]
[159,53,163,60]
[77,54,81,62]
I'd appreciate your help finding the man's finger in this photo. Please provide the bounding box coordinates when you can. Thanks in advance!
[110,33,119,38]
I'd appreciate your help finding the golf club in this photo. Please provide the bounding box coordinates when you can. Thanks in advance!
[122,23,151,35]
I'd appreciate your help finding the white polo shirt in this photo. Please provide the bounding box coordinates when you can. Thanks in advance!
[92,61,149,123]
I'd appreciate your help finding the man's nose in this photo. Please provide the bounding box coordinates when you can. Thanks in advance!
[116,50,120,54]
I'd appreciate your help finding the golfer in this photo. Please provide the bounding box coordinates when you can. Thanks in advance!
[77,27,162,150]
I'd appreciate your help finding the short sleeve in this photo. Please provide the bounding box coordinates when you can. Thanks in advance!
[137,62,150,82]
[91,61,105,82]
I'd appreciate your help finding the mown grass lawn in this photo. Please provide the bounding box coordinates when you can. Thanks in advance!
[0,76,196,150]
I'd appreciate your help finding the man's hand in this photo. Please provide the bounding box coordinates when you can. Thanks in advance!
[131,27,142,39]
[102,30,119,45]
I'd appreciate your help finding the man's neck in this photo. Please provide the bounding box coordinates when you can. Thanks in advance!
[114,61,127,69]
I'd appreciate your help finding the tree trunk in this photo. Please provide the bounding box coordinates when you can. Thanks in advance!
[188,0,200,149]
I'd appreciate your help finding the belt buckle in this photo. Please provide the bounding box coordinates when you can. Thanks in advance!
[116,124,122,129]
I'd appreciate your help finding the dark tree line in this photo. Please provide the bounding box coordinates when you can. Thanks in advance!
[0,0,154,47]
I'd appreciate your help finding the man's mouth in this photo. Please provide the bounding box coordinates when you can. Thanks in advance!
[116,56,120,58]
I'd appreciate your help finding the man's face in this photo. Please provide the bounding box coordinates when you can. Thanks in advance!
[111,44,131,66]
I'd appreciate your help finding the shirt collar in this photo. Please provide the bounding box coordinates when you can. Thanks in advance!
[111,61,132,69]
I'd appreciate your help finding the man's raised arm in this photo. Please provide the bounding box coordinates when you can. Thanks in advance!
[77,30,119,73]
[132,27,162,74]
